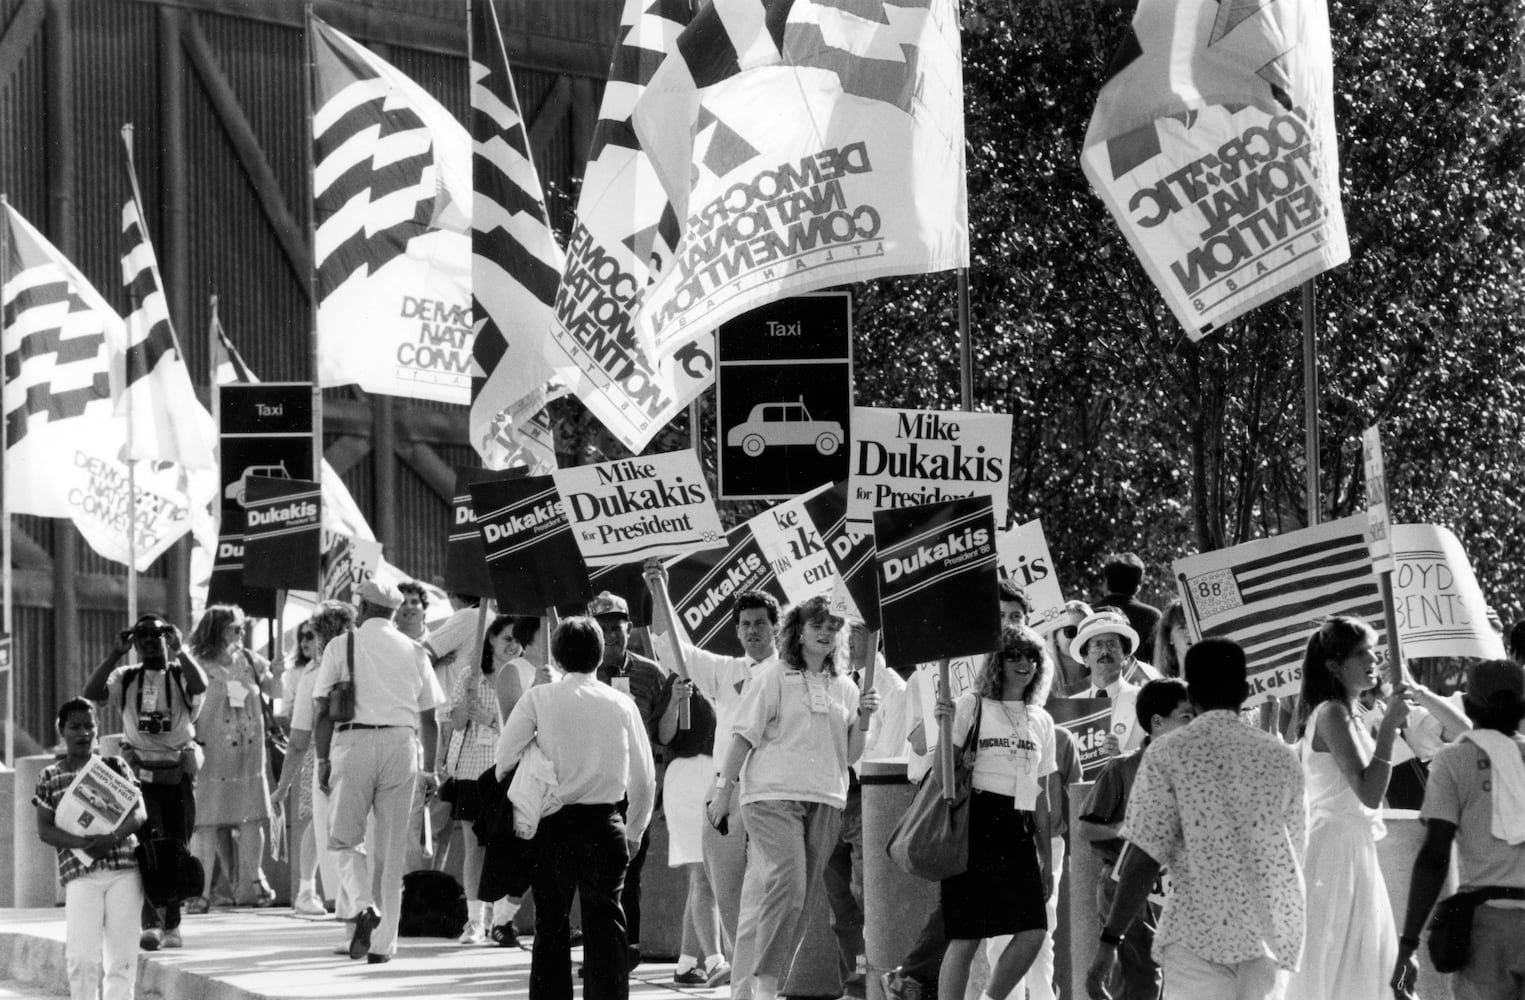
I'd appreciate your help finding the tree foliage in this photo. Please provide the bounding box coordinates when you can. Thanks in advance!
[555,0,1525,618]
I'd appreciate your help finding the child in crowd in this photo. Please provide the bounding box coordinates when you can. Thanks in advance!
[1077,678,1193,1000]
[33,697,149,1000]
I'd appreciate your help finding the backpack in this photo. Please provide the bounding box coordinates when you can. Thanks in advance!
[397,870,468,938]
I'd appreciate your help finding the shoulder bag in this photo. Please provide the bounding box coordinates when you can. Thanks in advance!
[327,634,356,723]
[1428,886,1525,972]
[885,698,983,882]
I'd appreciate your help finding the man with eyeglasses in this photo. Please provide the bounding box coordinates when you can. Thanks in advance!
[1071,609,1155,755]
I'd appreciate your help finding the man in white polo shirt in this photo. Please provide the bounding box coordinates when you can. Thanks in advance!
[313,579,443,964]
[646,558,780,999]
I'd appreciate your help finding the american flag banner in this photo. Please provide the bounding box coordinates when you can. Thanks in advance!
[309,15,475,405]
[1173,514,1382,705]
[1080,0,1349,339]
[629,0,968,360]
[549,0,718,453]
[118,128,217,472]
[2,203,195,570]
[467,0,562,473]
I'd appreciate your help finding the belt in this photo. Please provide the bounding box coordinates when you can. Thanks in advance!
[336,722,405,732]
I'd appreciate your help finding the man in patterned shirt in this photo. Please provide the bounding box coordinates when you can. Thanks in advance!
[1086,638,1306,1000]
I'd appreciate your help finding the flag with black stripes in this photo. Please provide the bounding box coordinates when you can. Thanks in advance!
[629,0,968,360]
[549,0,718,453]
[1173,514,1382,705]
[1080,0,1348,340]
[2,203,196,570]
[468,0,561,474]
[118,128,217,473]
[310,15,475,404]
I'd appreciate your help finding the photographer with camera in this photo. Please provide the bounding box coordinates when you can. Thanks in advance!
[83,613,208,952]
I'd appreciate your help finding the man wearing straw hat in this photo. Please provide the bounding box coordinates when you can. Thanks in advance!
[1072,609,1155,755]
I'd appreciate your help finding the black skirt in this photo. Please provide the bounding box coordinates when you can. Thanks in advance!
[939,789,1047,939]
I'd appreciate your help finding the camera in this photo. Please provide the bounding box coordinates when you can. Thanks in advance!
[137,711,170,735]
[120,622,172,646]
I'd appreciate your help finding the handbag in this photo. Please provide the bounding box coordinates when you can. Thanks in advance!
[1427,886,1525,972]
[886,698,982,882]
[327,634,356,723]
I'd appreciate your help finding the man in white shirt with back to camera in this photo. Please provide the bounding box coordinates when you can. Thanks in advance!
[497,615,657,1000]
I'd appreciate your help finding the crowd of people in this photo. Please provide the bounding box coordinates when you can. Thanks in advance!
[29,549,1525,1000]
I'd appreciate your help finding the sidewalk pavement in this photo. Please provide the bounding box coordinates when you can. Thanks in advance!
[0,906,727,1000]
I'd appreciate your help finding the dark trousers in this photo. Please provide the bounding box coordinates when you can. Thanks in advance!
[530,804,630,1000]
[1097,865,1161,1000]
[900,904,945,985]
[622,829,650,946]
[140,774,195,931]
[824,788,864,987]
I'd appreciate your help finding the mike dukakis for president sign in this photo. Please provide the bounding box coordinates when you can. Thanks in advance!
[874,496,1000,667]
[848,407,1012,535]
[552,449,726,567]
[242,476,321,591]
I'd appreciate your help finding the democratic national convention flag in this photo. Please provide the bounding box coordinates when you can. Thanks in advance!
[2,203,196,571]
[549,0,718,453]
[310,15,476,405]
[468,0,562,475]
[1081,0,1349,339]
[118,128,217,472]
[630,0,968,361]
[1173,514,1381,705]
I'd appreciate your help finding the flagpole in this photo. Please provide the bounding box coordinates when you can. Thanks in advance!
[957,269,972,410]
[1302,278,1319,527]
[209,294,223,606]
[1,193,14,768]
[304,3,323,599]
[121,124,140,629]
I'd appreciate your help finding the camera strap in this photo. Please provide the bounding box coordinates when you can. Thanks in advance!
[127,660,191,720]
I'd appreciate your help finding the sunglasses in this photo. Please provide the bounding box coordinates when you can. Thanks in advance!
[1003,647,1042,665]
[299,631,316,641]
[1060,626,1078,639]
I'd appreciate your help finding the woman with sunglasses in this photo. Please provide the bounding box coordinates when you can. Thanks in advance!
[707,595,880,1000]
[932,624,1056,1000]
[272,601,356,917]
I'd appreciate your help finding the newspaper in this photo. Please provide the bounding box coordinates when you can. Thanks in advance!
[52,756,140,866]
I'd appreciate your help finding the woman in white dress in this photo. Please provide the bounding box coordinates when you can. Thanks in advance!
[1285,616,1410,1000]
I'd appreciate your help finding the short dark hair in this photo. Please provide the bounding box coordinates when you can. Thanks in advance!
[398,581,428,608]
[997,577,1032,615]
[1184,638,1249,710]
[511,615,541,649]
[1102,553,1145,596]
[56,697,95,731]
[732,590,780,628]
[1135,678,1190,734]
[551,616,603,673]
[1464,659,1525,734]
[1510,620,1525,664]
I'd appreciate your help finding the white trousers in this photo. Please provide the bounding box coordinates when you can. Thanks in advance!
[1160,943,1287,1000]
[329,728,419,959]
[64,867,144,1000]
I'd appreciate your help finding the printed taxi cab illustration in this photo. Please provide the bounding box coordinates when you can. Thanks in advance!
[726,399,843,457]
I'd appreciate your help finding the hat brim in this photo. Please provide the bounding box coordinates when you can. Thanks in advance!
[1070,621,1141,664]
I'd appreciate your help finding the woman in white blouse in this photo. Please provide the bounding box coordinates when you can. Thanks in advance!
[933,624,1056,1000]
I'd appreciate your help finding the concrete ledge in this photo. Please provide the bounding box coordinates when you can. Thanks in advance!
[0,906,724,1000]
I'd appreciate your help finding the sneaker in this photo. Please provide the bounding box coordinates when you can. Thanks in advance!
[139,928,162,952]
[489,923,520,949]
[348,906,381,960]
[673,968,708,986]
[161,928,183,949]
[293,890,329,917]
[459,921,486,945]
[705,961,733,988]
[182,896,210,915]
